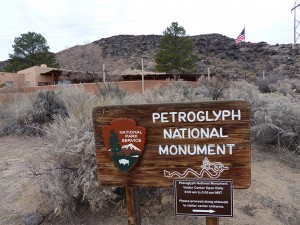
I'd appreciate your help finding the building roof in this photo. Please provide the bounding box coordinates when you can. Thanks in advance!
[39,66,214,82]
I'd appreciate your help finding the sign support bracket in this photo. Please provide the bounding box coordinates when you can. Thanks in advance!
[126,187,141,225]
[206,217,219,225]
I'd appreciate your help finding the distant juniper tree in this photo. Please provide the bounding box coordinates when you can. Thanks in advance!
[155,22,198,80]
[4,32,58,72]
[109,130,122,155]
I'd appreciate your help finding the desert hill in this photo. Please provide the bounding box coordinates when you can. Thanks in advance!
[1,34,300,81]
[55,34,300,81]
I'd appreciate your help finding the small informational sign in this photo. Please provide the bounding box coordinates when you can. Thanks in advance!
[174,179,233,217]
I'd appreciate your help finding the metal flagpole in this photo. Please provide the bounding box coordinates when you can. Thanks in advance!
[244,26,246,80]
[235,27,246,79]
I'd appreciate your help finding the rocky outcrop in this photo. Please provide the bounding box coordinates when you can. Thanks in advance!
[191,34,300,79]
[96,34,300,80]
[93,35,161,73]
[95,35,160,59]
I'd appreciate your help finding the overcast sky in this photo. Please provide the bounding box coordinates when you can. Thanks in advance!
[0,0,296,61]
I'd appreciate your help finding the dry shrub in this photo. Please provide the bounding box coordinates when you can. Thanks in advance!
[222,80,264,120]
[141,81,199,104]
[0,93,16,105]
[96,82,127,104]
[23,80,298,220]
[31,91,68,127]
[59,85,101,117]
[252,94,300,152]
[223,80,259,103]
[0,90,69,136]
[0,94,33,135]
[40,114,116,218]
[196,76,230,100]
[269,78,300,97]
[121,92,145,105]
[36,86,118,218]
[220,79,299,155]
[273,144,300,168]
[255,74,282,93]
[119,82,192,104]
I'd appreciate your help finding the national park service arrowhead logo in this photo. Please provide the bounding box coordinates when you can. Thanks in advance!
[102,118,146,173]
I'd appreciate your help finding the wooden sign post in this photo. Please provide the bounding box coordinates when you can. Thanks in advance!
[126,187,141,225]
[206,217,219,225]
[93,101,251,224]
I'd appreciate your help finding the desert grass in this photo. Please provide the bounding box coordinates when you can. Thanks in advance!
[0,93,33,135]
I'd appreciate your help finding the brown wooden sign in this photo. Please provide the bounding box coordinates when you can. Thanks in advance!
[92,101,251,189]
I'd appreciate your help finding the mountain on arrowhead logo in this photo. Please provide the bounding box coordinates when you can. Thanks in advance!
[102,118,146,173]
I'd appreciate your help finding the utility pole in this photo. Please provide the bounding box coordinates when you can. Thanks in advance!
[103,64,106,83]
[141,58,145,94]
[292,1,300,45]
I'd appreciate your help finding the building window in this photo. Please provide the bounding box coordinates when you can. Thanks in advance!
[38,82,50,86]
[57,80,71,85]
[5,81,13,87]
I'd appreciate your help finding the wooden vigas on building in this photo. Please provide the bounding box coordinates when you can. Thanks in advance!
[92,101,251,189]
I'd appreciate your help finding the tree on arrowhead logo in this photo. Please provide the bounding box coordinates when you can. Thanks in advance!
[102,118,146,173]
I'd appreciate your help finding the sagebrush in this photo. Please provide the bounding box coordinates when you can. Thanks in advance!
[252,95,300,152]
[1,79,299,220]
[40,114,117,218]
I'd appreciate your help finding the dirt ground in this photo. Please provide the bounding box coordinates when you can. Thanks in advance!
[0,135,299,225]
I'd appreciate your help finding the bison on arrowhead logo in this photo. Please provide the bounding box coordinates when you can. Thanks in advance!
[102,118,146,173]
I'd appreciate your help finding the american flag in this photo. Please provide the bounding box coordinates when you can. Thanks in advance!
[235,28,245,44]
